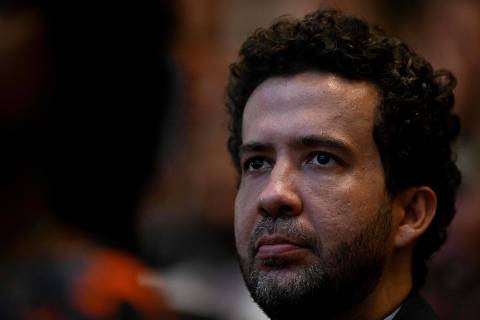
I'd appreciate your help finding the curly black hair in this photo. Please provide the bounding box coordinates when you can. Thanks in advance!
[226,9,461,286]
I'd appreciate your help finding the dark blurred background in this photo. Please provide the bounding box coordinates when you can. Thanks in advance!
[0,0,479,319]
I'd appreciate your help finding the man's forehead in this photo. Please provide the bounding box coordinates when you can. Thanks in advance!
[242,72,381,142]
[245,72,380,112]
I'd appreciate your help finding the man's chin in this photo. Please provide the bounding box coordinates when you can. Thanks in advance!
[243,259,384,320]
[245,263,336,320]
[254,265,311,289]
[248,256,322,291]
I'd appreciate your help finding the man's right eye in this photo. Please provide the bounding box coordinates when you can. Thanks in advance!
[244,157,270,172]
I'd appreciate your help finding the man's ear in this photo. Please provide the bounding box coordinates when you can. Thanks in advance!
[393,186,437,249]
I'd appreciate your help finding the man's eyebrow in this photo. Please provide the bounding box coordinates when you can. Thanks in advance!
[239,135,352,156]
[239,142,272,155]
[295,135,351,154]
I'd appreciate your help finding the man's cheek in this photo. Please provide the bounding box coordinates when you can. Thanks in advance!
[234,193,254,257]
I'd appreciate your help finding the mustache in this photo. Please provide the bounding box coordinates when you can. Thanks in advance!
[248,216,320,256]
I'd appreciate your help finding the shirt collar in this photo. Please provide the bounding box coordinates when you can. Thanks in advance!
[384,305,402,320]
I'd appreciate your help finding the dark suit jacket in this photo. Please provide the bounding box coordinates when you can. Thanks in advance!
[393,290,439,320]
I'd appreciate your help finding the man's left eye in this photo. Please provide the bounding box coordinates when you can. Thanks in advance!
[309,152,335,167]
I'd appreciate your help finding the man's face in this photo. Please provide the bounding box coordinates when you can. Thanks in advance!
[234,72,394,319]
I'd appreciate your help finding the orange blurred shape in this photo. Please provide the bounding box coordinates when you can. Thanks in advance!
[72,248,173,320]
[25,305,67,320]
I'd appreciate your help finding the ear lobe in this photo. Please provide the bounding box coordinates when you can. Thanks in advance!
[394,186,437,249]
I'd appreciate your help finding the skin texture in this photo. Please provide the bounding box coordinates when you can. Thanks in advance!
[234,72,421,319]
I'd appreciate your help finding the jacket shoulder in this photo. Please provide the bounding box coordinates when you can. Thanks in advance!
[393,290,439,320]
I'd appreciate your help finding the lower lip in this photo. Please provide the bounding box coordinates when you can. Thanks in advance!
[256,243,306,259]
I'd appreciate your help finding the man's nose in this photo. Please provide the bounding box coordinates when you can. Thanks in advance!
[258,163,302,217]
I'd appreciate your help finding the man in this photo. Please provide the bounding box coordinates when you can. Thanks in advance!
[226,9,461,320]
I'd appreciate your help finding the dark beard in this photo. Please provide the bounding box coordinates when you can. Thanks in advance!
[238,206,392,320]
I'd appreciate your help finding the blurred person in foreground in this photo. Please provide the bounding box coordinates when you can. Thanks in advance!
[227,9,460,320]
[0,0,176,319]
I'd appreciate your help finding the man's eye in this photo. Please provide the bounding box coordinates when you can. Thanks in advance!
[244,157,269,171]
[310,152,335,167]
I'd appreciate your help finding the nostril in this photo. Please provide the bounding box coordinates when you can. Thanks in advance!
[278,205,294,215]
[260,203,296,217]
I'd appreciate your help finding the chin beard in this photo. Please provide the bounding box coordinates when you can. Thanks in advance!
[244,263,333,320]
[238,207,391,320]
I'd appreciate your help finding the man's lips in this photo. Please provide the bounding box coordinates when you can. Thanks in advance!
[255,235,309,259]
